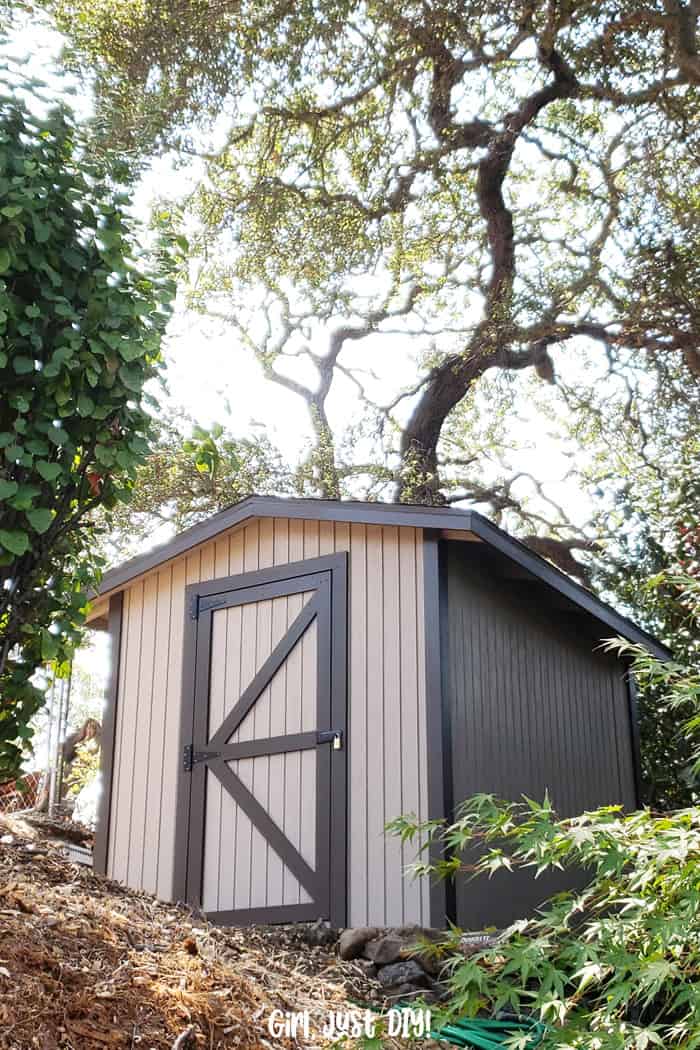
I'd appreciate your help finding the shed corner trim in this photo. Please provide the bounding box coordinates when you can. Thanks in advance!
[93,592,124,875]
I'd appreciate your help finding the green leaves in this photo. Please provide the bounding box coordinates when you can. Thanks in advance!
[32,216,51,243]
[26,507,53,533]
[0,89,173,783]
[7,484,40,510]
[94,443,115,466]
[36,460,62,482]
[39,628,59,661]
[13,355,34,374]
[4,443,24,462]
[0,479,19,500]
[118,363,144,391]
[0,528,30,556]
[46,426,69,446]
[77,393,95,416]
[117,340,146,362]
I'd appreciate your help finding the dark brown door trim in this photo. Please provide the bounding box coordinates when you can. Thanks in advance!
[188,553,347,602]
[93,592,123,875]
[173,553,348,926]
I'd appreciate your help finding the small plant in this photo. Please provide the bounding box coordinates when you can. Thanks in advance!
[64,738,100,798]
[394,797,700,1048]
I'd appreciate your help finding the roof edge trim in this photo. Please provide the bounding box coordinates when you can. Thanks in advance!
[95,495,670,660]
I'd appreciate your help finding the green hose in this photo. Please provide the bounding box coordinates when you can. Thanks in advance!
[431,1015,547,1049]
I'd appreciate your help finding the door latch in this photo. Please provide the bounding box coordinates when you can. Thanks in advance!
[183,744,221,772]
[316,729,343,751]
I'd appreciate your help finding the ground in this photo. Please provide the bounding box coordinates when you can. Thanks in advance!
[0,814,390,1050]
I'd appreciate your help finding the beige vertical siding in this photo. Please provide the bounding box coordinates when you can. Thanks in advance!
[106,519,430,925]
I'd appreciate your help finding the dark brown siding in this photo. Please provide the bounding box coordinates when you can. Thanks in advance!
[444,542,636,929]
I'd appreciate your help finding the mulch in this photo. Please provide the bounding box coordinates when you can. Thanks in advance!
[0,814,382,1050]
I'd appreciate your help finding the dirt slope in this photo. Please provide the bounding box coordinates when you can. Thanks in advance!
[0,815,375,1050]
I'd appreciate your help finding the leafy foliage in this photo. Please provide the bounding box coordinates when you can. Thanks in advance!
[0,84,174,781]
[64,736,100,798]
[398,796,700,1049]
[392,581,700,1047]
[606,579,700,806]
[44,0,700,523]
[100,410,293,559]
[593,450,700,808]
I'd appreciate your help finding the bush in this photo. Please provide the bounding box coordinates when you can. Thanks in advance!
[0,77,174,780]
[397,797,700,1048]
[392,577,700,1048]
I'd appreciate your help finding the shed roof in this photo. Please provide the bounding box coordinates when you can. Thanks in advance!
[95,494,669,660]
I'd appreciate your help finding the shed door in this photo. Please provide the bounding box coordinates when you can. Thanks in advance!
[179,554,347,926]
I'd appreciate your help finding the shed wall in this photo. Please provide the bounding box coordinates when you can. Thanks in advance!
[444,542,636,929]
[106,518,430,926]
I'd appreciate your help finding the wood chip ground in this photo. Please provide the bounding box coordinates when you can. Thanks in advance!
[0,814,394,1050]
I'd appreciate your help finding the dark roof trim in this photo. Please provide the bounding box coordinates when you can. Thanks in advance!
[464,514,670,660]
[96,494,670,660]
[97,495,474,594]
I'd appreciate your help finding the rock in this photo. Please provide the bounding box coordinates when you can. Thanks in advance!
[302,919,337,947]
[409,943,444,977]
[392,924,443,944]
[353,958,377,978]
[383,980,443,1005]
[365,934,404,965]
[376,959,428,988]
[0,835,14,846]
[385,981,425,1002]
[459,932,498,957]
[365,925,445,973]
[338,926,380,960]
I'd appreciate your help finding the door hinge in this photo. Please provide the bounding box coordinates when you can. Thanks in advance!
[188,595,199,620]
[317,729,343,751]
[183,744,221,771]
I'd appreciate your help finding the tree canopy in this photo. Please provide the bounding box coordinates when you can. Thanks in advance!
[0,76,174,780]
[41,0,700,581]
[99,410,293,560]
[31,1,699,801]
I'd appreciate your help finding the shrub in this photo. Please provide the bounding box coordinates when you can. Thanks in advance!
[392,577,700,1048]
[0,78,174,781]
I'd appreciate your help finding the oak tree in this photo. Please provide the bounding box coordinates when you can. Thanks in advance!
[45,0,700,580]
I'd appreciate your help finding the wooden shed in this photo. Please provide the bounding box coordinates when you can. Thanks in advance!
[86,496,666,930]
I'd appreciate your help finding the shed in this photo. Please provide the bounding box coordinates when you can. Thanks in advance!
[86,496,667,930]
